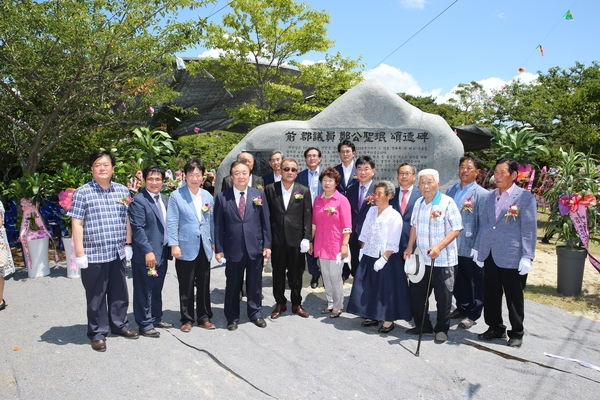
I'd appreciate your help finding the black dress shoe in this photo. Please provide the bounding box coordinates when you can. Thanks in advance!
[141,328,160,338]
[227,321,238,331]
[378,322,395,333]
[405,326,434,335]
[0,299,6,311]
[361,319,379,327]
[507,337,523,348]
[252,318,267,328]
[91,339,106,352]
[154,321,173,329]
[310,276,319,289]
[478,329,508,341]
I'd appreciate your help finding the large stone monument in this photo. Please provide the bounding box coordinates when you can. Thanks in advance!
[215,79,463,191]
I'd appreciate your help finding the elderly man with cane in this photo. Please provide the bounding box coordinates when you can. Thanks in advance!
[403,169,462,346]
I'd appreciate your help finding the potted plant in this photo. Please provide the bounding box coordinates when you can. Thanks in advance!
[5,172,54,278]
[542,147,600,295]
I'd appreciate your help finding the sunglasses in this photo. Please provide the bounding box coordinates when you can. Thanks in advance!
[282,167,298,172]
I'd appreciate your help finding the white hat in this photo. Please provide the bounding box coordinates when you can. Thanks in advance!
[405,246,425,284]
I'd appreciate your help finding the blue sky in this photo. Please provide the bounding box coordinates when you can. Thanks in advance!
[181,0,599,102]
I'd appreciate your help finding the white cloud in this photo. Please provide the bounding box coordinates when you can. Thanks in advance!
[197,49,224,58]
[399,0,427,10]
[436,72,539,104]
[364,64,442,98]
[492,10,505,19]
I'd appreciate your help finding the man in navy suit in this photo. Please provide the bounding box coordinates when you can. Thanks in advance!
[344,156,376,280]
[265,158,312,319]
[334,140,358,196]
[221,152,264,192]
[392,163,421,254]
[446,154,490,330]
[295,147,323,288]
[128,166,173,338]
[262,150,283,186]
[215,161,272,331]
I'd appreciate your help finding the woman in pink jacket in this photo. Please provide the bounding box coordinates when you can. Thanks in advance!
[309,167,352,318]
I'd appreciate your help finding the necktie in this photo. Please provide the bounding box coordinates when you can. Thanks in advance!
[154,195,168,244]
[359,185,366,207]
[401,189,409,214]
[310,170,318,200]
[238,192,246,219]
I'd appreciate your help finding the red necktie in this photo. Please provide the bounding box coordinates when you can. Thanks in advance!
[401,189,409,214]
[238,192,246,219]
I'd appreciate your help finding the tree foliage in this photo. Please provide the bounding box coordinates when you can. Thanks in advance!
[490,126,548,167]
[187,0,363,130]
[0,0,214,174]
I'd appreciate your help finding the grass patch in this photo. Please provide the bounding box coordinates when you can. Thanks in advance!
[525,284,600,315]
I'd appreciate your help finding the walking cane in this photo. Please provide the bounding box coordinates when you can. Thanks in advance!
[415,250,435,357]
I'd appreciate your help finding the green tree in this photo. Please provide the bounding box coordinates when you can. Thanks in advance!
[0,0,214,174]
[490,126,548,167]
[399,93,463,126]
[187,0,362,130]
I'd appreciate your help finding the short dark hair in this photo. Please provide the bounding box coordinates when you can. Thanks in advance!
[459,153,482,169]
[319,166,342,186]
[142,165,165,180]
[337,139,356,153]
[495,158,519,174]
[356,155,375,169]
[229,160,251,176]
[281,157,298,168]
[397,163,416,175]
[304,147,322,158]
[89,150,115,167]
[184,158,205,175]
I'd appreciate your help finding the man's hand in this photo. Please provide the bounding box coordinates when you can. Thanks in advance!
[470,248,484,268]
[263,248,271,259]
[373,257,387,272]
[307,242,313,255]
[145,252,157,268]
[125,246,133,261]
[427,245,441,259]
[171,245,182,259]
[300,239,310,253]
[75,255,88,270]
[215,252,225,264]
[518,258,531,275]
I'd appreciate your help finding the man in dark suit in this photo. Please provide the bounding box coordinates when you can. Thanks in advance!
[295,147,323,288]
[265,158,312,319]
[262,150,283,186]
[221,152,265,191]
[344,156,376,280]
[334,139,358,196]
[391,163,421,253]
[215,161,272,331]
[128,166,173,338]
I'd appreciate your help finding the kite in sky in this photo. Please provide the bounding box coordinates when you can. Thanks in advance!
[536,44,545,56]
[517,68,526,73]
[563,10,574,20]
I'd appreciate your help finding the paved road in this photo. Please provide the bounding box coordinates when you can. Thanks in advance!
[1,260,599,399]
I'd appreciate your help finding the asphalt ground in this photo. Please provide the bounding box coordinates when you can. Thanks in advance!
[1,259,599,399]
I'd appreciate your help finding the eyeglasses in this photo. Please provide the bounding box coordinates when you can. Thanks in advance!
[356,167,372,173]
[282,167,298,172]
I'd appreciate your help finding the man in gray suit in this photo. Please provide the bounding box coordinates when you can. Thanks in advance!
[446,154,489,329]
[475,158,537,348]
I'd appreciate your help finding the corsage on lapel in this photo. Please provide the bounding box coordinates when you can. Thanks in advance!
[462,197,474,213]
[294,192,304,200]
[324,206,337,216]
[201,203,212,213]
[365,194,375,205]
[430,209,442,219]
[253,196,263,206]
[505,204,519,221]
[120,196,133,207]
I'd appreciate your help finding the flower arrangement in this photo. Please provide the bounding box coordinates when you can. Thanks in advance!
[542,147,600,249]
[430,209,442,219]
[58,189,75,237]
[253,197,263,206]
[256,185,264,191]
[352,174,358,180]
[365,194,375,205]
[505,205,519,221]
[120,196,134,207]
[324,206,337,216]
[201,203,212,213]
[462,197,474,213]
[294,192,304,200]
[147,266,158,277]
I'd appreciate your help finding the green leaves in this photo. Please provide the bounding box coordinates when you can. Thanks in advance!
[490,126,548,167]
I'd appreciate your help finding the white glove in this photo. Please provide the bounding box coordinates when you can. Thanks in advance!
[373,257,387,272]
[358,248,364,262]
[518,258,532,275]
[125,246,133,261]
[75,255,88,270]
[470,248,484,268]
[300,239,310,254]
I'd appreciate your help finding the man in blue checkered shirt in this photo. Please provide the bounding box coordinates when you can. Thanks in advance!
[402,168,462,344]
[69,150,139,352]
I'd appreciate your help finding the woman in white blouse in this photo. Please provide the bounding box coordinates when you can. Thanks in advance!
[346,180,412,333]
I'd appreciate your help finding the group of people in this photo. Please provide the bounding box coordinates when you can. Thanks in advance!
[66,142,537,352]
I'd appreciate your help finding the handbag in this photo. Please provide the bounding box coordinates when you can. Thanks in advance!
[0,242,10,268]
